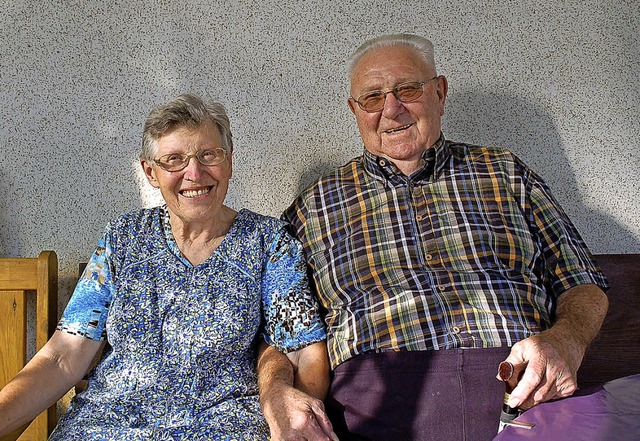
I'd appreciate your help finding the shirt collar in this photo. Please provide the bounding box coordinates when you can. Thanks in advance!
[362,132,450,185]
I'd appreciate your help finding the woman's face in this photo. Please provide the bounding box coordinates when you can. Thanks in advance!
[141,123,232,225]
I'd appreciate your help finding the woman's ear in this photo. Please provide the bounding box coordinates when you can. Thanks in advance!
[140,159,160,188]
[226,145,233,177]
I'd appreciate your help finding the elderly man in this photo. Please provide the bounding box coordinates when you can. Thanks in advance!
[274,33,609,440]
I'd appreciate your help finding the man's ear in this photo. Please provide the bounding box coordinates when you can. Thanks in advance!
[141,159,160,188]
[436,75,449,114]
[347,98,358,115]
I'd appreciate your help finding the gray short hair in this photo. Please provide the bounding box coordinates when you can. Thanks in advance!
[141,93,233,160]
[347,33,437,80]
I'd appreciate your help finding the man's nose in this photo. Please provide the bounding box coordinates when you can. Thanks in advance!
[381,92,406,118]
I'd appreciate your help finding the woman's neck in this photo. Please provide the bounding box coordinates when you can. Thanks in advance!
[169,205,237,265]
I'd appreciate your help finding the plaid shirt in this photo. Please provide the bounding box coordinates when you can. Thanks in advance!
[283,134,608,369]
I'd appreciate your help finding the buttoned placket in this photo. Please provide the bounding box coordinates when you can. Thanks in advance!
[407,157,477,348]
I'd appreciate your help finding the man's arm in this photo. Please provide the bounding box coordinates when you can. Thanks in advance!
[501,283,608,409]
[285,340,331,400]
[0,331,103,436]
[257,341,338,441]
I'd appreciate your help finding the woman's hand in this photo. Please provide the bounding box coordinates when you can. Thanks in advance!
[260,380,336,441]
[257,342,338,441]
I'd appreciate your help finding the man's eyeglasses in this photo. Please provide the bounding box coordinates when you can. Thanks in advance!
[153,148,227,172]
[351,76,439,113]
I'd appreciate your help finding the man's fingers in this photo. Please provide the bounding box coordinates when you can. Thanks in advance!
[528,373,552,405]
[507,365,543,408]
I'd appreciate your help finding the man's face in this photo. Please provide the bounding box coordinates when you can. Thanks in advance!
[348,45,448,175]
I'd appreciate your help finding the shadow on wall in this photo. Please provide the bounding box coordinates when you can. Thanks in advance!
[0,168,26,258]
[0,171,6,256]
[295,162,339,199]
[443,91,639,253]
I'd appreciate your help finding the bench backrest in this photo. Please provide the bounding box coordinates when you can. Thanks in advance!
[0,251,58,440]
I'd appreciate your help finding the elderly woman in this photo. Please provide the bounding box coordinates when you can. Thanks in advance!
[0,94,334,440]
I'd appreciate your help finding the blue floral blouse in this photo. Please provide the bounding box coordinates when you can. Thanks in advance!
[51,206,326,440]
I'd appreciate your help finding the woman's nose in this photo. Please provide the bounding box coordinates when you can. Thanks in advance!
[182,156,207,178]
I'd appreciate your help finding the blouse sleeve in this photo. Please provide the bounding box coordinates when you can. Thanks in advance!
[260,227,326,353]
[56,228,115,341]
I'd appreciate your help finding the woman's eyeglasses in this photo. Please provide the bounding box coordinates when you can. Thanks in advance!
[153,148,227,172]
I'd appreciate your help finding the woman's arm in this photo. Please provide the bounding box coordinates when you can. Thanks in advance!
[0,331,103,436]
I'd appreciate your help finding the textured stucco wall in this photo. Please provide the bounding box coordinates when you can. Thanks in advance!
[1,0,639,315]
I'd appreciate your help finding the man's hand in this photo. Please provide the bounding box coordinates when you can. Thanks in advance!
[499,329,580,410]
[498,283,608,410]
[260,380,338,441]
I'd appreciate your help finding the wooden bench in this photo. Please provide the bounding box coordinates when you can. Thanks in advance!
[0,251,58,441]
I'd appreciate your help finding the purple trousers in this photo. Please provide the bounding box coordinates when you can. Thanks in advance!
[325,347,513,441]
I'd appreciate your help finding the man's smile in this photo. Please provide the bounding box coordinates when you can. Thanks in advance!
[383,123,413,134]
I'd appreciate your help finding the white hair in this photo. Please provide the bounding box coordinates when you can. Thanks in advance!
[347,33,437,80]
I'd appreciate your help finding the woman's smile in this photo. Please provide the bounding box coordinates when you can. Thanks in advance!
[180,186,213,198]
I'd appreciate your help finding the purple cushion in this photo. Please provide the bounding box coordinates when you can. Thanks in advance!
[577,254,640,387]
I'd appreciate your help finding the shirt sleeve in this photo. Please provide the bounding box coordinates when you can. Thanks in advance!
[56,228,115,341]
[260,227,326,353]
[519,157,610,296]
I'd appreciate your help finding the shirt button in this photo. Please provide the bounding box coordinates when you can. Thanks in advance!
[438,285,446,292]
[416,214,423,221]
[452,326,461,334]
[425,254,433,261]
[379,159,387,167]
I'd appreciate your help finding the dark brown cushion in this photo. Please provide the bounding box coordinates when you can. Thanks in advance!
[577,254,640,387]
